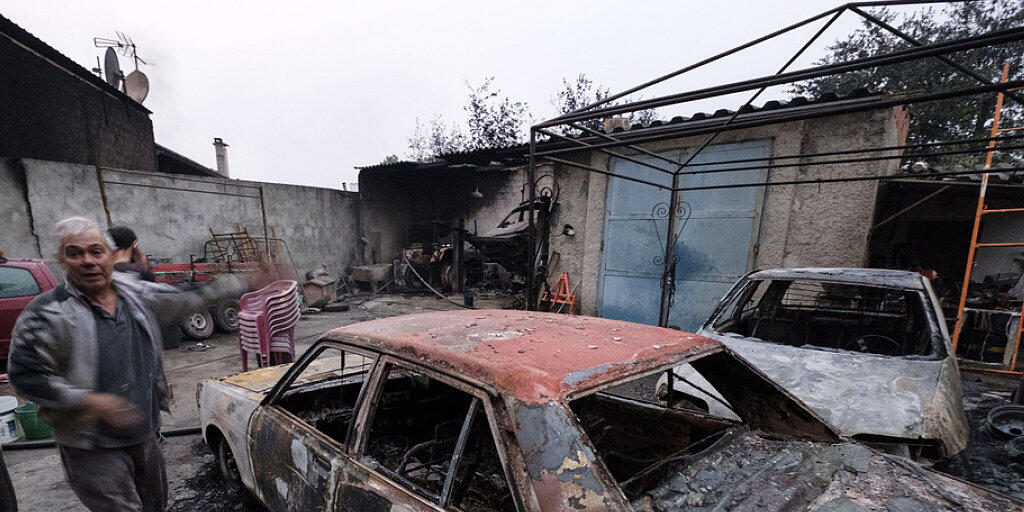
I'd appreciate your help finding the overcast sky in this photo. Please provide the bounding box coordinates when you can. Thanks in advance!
[2,1,928,189]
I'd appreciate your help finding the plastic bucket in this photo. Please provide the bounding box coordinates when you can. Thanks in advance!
[15,402,51,440]
[0,397,18,443]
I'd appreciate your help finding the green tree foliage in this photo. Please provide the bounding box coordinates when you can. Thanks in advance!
[407,78,529,161]
[790,1,1024,168]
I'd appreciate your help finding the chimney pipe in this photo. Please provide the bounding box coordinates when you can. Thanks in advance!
[213,138,230,178]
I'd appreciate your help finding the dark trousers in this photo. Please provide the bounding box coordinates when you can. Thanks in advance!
[58,435,167,512]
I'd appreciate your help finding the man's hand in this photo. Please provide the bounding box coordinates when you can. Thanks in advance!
[82,393,143,429]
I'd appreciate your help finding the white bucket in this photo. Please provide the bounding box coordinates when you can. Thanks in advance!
[0,396,19,444]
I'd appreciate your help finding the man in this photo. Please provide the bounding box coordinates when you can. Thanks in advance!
[108,226,156,282]
[8,217,256,512]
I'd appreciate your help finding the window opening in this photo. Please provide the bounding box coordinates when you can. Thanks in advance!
[709,279,934,357]
[362,363,515,510]
[276,347,375,445]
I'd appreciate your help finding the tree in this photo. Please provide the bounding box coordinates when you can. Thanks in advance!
[790,1,1024,168]
[464,77,531,151]
[407,117,469,162]
[552,74,660,135]
[407,79,530,161]
[377,154,401,165]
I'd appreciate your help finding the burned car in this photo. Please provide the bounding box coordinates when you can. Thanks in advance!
[197,310,1014,511]
[659,268,969,460]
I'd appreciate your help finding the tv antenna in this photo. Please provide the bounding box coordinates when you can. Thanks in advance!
[93,32,150,103]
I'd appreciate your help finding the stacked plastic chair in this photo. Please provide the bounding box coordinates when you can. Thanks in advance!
[238,280,300,371]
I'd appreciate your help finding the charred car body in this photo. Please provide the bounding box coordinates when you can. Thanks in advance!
[659,267,969,460]
[197,310,1012,510]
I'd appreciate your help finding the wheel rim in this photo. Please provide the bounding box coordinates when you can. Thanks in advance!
[188,313,208,330]
[223,306,239,328]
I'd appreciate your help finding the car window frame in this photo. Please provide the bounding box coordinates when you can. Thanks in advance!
[0,266,41,299]
[351,354,525,512]
[261,341,380,452]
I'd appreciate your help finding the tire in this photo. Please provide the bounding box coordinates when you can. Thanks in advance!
[212,300,240,333]
[181,310,215,340]
[216,437,245,493]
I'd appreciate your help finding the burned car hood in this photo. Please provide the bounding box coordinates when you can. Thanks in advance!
[698,333,963,448]
[634,429,1018,511]
[220,365,293,393]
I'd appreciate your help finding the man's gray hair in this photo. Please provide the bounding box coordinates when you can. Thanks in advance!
[54,216,112,247]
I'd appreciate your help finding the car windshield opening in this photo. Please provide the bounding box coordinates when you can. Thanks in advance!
[568,377,737,501]
[711,279,934,357]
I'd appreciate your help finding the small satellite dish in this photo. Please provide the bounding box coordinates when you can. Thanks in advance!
[125,70,149,103]
[103,47,121,88]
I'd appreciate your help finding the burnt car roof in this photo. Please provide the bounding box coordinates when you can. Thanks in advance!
[747,267,927,290]
[321,309,719,403]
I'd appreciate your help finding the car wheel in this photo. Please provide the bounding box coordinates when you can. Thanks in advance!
[212,300,240,333]
[216,438,245,493]
[181,310,215,340]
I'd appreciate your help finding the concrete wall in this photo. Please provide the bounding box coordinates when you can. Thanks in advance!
[2,158,362,282]
[0,31,156,172]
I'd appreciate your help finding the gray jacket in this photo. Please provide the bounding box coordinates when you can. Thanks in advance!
[8,272,248,449]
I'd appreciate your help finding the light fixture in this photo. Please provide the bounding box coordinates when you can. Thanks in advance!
[562,224,576,237]
[470,186,484,199]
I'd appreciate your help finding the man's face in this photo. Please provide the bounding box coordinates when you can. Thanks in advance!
[60,231,114,294]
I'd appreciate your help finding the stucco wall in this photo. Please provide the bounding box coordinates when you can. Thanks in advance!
[3,158,362,282]
[544,108,901,316]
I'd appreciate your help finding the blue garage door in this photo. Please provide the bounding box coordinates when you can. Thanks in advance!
[597,140,771,330]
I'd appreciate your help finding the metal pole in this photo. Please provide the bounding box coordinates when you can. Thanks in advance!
[526,130,538,310]
[555,6,843,117]
[658,172,682,327]
[676,8,845,171]
[258,185,271,264]
[849,6,1024,106]
[535,79,1024,159]
[536,27,1024,128]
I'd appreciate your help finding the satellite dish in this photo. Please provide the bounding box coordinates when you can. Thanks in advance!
[125,70,149,103]
[103,47,121,88]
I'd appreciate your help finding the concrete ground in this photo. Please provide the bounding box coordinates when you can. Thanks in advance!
[2,293,500,511]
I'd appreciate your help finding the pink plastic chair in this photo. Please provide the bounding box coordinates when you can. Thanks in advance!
[238,280,300,370]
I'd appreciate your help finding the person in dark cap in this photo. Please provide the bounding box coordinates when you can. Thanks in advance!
[108,226,156,282]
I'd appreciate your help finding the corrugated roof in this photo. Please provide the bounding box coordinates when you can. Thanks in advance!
[0,13,150,114]
[358,88,879,173]
[154,144,221,177]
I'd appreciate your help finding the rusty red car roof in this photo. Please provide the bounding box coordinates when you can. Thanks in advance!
[322,309,720,403]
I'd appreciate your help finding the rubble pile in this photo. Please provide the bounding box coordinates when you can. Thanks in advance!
[634,429,1017,511]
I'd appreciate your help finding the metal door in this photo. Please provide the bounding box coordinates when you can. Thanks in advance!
[598,140,771,330]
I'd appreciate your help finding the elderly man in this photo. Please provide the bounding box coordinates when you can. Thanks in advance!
[8,217,258,512]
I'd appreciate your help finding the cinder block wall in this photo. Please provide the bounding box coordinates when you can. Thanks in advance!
[0,158,362,282]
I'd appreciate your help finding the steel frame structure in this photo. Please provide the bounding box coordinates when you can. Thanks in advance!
[524,1,1024,327]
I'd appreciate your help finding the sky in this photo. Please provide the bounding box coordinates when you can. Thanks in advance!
[0,1,931,189]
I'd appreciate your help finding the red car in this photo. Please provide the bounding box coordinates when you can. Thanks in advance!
[0,253,59,373]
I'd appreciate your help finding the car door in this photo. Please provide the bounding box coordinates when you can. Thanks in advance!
[248,344,378,511]
[0,265,44,368]
[344,356,522,512]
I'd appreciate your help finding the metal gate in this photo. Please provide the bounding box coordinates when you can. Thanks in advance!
[597,140,771,330]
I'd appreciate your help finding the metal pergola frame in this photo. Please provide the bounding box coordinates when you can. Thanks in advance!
[523,0,1024,327]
